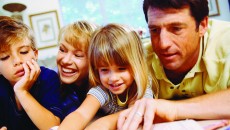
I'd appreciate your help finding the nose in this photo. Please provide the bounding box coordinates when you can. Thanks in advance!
[159,29,172,50]
[108,71,119,84]
[13,55,23,66]
[62,52,73,64]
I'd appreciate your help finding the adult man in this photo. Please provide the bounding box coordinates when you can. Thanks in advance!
[117,0,230,129]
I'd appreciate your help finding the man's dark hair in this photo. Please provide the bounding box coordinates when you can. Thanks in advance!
[143,0,209,28]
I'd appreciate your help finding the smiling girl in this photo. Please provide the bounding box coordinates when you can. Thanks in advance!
[58,23,158,130]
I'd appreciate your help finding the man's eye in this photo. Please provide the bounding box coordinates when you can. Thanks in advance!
[172,27,182,32]
[149,28,160,35]
[0,56,9,61]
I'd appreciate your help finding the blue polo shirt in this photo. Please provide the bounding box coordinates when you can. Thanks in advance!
[0,66,63,130]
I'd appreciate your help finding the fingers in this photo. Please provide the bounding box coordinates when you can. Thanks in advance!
[117,98,157,130]
[119,98,147,130]
[25,59,41,81]
[126,100,145,130]
[143,99,156,130]
[14,59,40,91]
[117,108,131,129]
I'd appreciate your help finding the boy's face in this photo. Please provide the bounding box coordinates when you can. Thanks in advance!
[0,38,38,85]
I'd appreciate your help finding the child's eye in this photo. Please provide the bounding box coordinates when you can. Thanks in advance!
[0,56,9,61]
[20,51,28,54]
[99,68,109,73]
[118,67,126,70]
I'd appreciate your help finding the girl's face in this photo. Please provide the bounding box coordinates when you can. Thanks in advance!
[56,39,88,86]
[98,63,134,95]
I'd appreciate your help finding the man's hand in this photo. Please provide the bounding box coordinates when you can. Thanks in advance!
[117,98,177,130]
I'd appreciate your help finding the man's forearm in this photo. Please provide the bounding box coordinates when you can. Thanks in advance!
[176,89,230,120]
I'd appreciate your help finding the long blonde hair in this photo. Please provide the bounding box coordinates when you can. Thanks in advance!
[89,23,152,103]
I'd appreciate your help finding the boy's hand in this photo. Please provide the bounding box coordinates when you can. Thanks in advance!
[14,59,41,93]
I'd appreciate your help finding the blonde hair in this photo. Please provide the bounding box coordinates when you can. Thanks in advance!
[58,20,98,53]
[0,16,36,51]
[89,23,152,103]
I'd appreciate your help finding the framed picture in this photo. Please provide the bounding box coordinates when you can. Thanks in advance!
[208,0,220,16]
[29,10,60,49]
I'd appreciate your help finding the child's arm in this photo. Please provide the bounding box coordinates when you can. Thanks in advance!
[14,60,60,129]
[85,111,122,130]
[58,95,101,130]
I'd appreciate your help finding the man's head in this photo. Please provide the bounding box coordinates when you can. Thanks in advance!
[143,0,209,28]
[143,0,209,73]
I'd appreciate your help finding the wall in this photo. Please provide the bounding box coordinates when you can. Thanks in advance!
[210,0,230,21]
[0,0,63,61]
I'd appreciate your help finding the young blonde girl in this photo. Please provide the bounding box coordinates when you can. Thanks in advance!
[58,23,158,130]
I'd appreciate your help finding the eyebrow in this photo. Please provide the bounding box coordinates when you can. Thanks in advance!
[148,22,187,28]
[18,45,31,49]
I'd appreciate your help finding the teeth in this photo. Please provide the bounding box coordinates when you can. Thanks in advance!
[62,68,73,73]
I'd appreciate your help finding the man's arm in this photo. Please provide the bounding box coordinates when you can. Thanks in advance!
[176,88,230,120]
[118,88,230,130]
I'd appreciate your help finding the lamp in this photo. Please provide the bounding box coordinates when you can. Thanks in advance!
[2,3,27,21]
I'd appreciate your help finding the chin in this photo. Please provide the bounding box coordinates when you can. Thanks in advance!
[61,77,77,85]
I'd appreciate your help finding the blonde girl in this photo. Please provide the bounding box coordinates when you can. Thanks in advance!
[58,23,158,130]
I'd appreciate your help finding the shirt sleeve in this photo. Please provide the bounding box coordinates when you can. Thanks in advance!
[143,76,154,98]
[36,67,63,120]
[87,86,109,107]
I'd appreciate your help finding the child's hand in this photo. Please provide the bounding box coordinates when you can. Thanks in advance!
[14,59,41,93]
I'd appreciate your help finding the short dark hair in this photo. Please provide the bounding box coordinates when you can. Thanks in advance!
[143,0,209,27]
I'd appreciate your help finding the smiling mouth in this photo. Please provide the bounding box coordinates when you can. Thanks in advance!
[61,67,77,76]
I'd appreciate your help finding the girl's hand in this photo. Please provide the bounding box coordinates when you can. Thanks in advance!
[14,59,41,93]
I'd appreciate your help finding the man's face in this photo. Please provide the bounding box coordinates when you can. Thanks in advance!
[147,7,204,73]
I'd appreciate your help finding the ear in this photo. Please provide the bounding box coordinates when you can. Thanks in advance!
[34,49,38,61]
[198,16,208,37]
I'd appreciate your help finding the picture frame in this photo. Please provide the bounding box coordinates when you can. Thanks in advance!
[208,0,220,16]
[29,10,60,49]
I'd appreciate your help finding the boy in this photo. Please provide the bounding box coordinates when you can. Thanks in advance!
[0,16,63,130]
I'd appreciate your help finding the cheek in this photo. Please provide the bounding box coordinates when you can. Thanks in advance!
[99,73,107,85]
[124,72,134,84]
[76,59,88,70]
